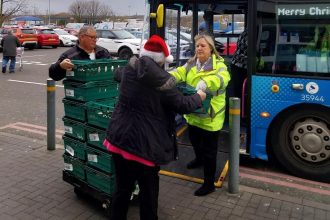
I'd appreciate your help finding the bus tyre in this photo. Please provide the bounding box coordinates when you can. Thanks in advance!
[271,107,330,182]
[118,48,133,60]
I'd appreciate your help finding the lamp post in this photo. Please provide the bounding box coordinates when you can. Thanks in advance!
[48,0,50,24]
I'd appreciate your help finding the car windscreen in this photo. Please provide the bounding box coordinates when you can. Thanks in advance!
[54,29,70,35]
[21,29,35,34]
[111,30,136,39]
[40,29,56,34]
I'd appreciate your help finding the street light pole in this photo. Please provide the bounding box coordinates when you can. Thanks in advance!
[48,0,50,24]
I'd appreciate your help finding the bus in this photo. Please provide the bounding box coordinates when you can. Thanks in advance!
[147,0,330,182]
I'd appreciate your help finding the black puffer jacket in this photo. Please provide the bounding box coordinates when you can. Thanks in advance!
[49,45,111,81]
[106,56,202,165]
[1,34,20,57]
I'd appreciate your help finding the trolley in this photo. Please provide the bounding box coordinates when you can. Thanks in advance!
[16,47,24,71]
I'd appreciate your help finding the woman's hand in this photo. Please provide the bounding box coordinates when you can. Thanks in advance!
[196,80,207,92]
[197,89,206,101]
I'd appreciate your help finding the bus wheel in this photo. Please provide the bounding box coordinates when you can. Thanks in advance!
[271,107,330,182]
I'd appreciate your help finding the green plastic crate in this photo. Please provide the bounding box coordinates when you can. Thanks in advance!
[63,80,119,101]
[63,135,86,161]
[66,59,127,82]
[63,154,85,180]
[62,98,86,122]
[85,166,115,195]
[85,125,107,150]
[86,99,116,129]
[85,146,114,173]
[62,117,86,141]
[177,83,212,114]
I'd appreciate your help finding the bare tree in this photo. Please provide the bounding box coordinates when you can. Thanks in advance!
[69,0,88,23]
[69,0,113,24]
[0,0,27,26]
[98,5,114,22]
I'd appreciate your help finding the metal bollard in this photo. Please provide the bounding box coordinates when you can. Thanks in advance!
[228,97,240,194]
[47,79,56,150]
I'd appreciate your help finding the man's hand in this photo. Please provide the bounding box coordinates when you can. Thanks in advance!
[197,89,206,101]
[196,80,207,92]
[60,59,74,70]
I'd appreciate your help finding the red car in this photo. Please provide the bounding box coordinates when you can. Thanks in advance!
[215,37,238,56]
[33,28,60,48]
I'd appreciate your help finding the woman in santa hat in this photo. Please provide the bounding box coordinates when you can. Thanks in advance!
[104,35,206,220]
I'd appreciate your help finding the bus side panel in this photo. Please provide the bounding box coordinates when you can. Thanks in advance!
[250,75,330,160]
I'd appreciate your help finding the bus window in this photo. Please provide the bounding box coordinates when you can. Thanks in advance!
[257,3,330,76]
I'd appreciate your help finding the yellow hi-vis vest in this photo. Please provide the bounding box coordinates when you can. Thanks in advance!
[170,54,231,131]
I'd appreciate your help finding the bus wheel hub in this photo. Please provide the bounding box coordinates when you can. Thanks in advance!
[290,118,330,163]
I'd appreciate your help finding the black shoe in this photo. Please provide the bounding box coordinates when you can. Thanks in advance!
[194,183,215,196]
[2,67,5,73]
[9,70,14,73]
[186,159,203,169]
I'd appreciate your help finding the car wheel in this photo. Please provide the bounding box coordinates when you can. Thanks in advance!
[60,41,64,47]
[118,48,133,60]
[52,46,58,48]
[270,106,330,182]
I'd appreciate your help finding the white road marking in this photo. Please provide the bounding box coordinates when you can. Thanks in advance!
[8,79,64,87]
[22,55,46,58]
[0,60,50,65]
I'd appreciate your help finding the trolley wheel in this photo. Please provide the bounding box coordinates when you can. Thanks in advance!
[102,198,112,216]
[270,106,330,182]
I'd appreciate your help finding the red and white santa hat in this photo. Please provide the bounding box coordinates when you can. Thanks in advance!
[140,35,174,64]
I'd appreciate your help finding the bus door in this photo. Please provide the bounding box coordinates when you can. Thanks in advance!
[163,4,193,67]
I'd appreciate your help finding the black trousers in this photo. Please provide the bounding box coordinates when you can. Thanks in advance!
[110,154,160,220]
[188,125,220,184]
[229,64,247,100]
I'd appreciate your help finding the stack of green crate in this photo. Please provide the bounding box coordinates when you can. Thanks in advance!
[62,58,127,196]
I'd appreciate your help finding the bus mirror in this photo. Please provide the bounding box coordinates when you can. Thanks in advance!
[150,4,164,28]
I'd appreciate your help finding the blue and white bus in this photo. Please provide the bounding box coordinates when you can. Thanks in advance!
[148,0,330,182]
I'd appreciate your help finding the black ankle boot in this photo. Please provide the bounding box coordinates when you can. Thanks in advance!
[186,159,203,169]
[194,182,215,196]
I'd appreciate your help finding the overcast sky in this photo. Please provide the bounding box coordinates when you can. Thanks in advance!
[26,0,146,16]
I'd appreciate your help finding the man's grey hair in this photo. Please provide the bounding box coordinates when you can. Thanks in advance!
[78,26,96,36]
[7,29,13,35]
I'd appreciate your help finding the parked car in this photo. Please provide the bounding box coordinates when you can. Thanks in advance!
[166,31,192,62]
[53,29,78,47]
[33,28,60,48]
[215,36,238,56]
[0,27,37,50]
[64,28,79,37]
[96,29,143,60]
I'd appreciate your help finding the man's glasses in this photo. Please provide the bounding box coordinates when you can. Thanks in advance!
[84,34,97,40]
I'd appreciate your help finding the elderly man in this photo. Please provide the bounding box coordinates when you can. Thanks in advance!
[1,29,20,73]
[49,26,111,81]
